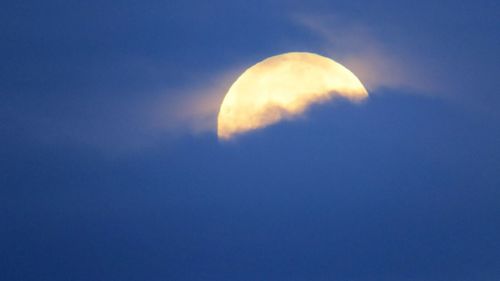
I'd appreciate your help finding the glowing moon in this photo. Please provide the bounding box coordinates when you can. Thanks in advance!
[217,52,368,140]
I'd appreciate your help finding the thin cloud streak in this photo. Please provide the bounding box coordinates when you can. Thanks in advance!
[293,14,441,95]
[149,67,243,137]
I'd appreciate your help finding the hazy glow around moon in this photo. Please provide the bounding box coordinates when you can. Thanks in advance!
[217,52,368,139]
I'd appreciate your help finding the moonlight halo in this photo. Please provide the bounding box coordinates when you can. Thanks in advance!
[217,52,368,140]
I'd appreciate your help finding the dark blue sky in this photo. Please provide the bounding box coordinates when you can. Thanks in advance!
[1,1,500,281]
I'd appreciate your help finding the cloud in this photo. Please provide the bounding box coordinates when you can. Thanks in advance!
[292,14,440,94]
[2,58,247,154]
[149,68,242,138]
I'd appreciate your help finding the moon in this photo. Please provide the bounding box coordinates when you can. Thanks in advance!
[217,52,368,140]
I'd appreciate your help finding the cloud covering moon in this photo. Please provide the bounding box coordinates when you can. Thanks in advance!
[217,52,368,139]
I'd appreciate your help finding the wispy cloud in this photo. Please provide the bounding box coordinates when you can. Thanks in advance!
[11,65,245,153]
[148,67,244,138]
[292,14,441,94]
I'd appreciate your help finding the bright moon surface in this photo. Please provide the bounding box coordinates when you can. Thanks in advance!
[217,52,368,140]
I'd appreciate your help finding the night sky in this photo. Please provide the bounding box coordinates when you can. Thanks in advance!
[2,1,500,280]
